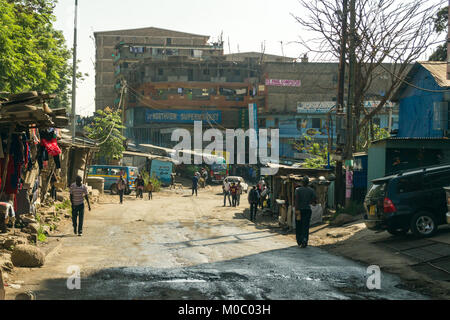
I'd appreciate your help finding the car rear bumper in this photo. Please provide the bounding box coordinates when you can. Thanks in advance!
[364,219,387,231]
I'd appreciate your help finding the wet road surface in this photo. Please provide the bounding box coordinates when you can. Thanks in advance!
[6,188,427,300]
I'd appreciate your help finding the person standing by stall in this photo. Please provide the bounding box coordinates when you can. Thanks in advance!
[248,186,260,222]
[230,183,238,207]
[294,177,317,248]
[70,176,91,236]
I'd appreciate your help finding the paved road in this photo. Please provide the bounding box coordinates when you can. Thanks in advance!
[6,187,427,300]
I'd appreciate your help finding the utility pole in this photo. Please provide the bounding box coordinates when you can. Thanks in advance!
[335,0,348,209]
[344,0,356,206]
[71,0,78,143]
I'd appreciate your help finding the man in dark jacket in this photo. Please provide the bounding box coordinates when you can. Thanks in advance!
[295,176,317,248]
[248,186,260,222]
[192,174,199,196]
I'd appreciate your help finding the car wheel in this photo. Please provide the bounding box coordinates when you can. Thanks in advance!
[110,184,118,195]
[387,227,409,236]
[410,212,438,238]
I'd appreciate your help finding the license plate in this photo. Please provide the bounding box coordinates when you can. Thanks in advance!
[369,205,376,216]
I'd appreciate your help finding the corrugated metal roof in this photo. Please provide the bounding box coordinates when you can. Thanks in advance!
[372,137,450,144]
[419,61,450,88]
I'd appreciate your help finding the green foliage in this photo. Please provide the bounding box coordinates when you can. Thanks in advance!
[0,0,74,109]
[434,6,448,33]
[429,44,446,62]
[55,199,71,211]
[37,226,47,242]
[141,169,162,192]
[294,133,333,169]
[356,124,390,152]
[84,109,126,163]
[429,6,448,62]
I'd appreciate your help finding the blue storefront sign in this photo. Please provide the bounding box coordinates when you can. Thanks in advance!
[145,110,222,124]
[150,160,173,185]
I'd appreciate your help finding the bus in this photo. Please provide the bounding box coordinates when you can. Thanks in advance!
[88,165,139,195]
[210,157,228,183]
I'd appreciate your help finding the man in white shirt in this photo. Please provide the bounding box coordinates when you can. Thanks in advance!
[223,181,231,207]
[70,176,91,236]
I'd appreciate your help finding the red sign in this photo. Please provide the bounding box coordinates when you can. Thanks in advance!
[265,79,301,87]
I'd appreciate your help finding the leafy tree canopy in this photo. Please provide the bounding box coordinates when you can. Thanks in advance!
[0,0,73,109]
[84,108,126,163]
[429,6,447,61]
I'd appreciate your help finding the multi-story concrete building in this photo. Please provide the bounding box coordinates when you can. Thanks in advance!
[122,55,265,148]
[94,27,215,111]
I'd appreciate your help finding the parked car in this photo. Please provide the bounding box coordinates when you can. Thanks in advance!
[364,164,450,237]
[88,165,138,195]
[223,176,248,193]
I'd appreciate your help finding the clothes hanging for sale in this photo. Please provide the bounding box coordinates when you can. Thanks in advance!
[16,188,30,216]
[41,138,61,157]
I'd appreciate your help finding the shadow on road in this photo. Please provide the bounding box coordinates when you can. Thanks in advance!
[20,245,425,300]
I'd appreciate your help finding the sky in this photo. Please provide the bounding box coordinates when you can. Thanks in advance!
[53,0,444,117]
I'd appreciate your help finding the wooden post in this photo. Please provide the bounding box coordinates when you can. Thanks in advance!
[0,126,14,196]
[0,268,5,300]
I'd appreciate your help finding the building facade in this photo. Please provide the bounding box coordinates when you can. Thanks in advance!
[94,27,214,111]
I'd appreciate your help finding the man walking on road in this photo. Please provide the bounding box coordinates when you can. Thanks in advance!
[135,175,145,199]
[117,174,126,204]
[236,182,243,206]
[295,176,317,248]
[248,186,259,222]
[223,180,231,207]
[192,174,199,196]
[230,183,237,207]
[70,176,91,236]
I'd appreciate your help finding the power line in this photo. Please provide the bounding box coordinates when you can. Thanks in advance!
[378,63,450,93]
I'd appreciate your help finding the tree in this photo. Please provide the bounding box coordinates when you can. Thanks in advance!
[292,0,442,151]
[84,108,126,163]
[429,6,448,61]
[0,0,74,109]
[293,132,334,169]
[356,124,390,152]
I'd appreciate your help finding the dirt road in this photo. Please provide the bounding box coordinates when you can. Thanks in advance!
[5,187,427,300]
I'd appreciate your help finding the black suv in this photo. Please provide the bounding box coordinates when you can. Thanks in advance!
[364,164,450,237]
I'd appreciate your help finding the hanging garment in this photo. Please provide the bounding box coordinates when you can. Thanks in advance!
[41,138,61,157]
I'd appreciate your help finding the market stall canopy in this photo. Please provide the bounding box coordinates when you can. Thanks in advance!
[0,91,69,128]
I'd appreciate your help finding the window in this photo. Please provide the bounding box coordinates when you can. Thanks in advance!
[311,118,321,128]
[275,118,279,127]
[233,69,240,76]
[166,38,172,45]
[424,171,450,189]
[96,168,109,176]
[219,69,224,77]
[397,175,423,193]
[122,62,128,69]
[203,69,210,75]
[158,68,164,76]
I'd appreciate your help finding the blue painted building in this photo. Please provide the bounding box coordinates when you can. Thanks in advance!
[394,62,450,138]
[367,62,450,187]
